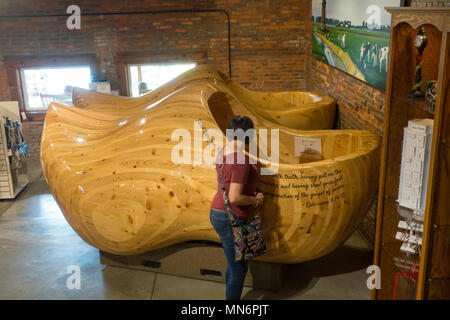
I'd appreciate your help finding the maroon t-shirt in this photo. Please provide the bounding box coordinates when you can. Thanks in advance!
[211,150,259,220]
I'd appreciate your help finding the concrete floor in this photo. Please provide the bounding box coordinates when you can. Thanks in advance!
[0,157,373,300]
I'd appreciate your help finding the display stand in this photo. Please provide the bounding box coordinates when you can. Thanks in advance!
[100,241,286,291]
[0,101,28,199]
[373,8,450,300]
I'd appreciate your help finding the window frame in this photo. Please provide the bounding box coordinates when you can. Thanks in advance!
[114,51,207,97]
[126,62,197,97]
[4,55,98,118]
[19,65,92,111]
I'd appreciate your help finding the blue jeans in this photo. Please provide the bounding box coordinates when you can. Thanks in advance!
[210,208,248,300]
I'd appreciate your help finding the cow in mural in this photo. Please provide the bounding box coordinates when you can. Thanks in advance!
[360,42,372,72]
[360,43,365,62]
[338,33,346,49]
[372,44,379,68]
[379,46,389,73]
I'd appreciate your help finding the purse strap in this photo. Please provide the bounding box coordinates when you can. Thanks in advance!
[217,162,237,224]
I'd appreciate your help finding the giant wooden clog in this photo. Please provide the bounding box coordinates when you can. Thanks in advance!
[41,66,379,263]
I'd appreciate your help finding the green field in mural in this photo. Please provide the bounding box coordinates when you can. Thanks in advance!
[311,0,403,91]
[312,23,390,91]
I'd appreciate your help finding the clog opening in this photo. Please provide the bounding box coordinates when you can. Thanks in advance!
[207,91,359,165]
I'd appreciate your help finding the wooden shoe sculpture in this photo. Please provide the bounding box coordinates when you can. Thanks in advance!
[40,66,380,264]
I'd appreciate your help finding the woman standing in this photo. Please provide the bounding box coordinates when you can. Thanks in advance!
[210,115,264,300]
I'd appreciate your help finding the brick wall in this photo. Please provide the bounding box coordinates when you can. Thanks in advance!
[0,0,309,157]
[310,59,385,135]
[309,57,384,248]
[21,121,43,157]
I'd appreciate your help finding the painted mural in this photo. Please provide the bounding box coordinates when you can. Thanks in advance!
[312,0,403,91]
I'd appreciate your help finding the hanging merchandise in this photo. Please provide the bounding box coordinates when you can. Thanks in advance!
[14,121,28,156]
[2,116,28,169]
[21,141,28,156]
[3,116,13,156]
[0,101,29,199]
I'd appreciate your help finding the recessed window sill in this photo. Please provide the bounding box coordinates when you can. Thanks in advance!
[22,111,47,122]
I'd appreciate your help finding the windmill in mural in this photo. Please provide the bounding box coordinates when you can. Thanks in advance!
[321,0,328,33]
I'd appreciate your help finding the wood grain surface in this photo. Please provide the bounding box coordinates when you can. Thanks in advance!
[41,66,380,263]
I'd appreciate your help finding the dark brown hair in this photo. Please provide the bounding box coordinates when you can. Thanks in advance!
[226,115,254,143]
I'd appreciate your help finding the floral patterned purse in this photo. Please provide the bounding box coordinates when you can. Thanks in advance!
[218,164,266,262]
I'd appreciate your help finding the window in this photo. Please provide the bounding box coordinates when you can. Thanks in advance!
[128,63,196,97]
[20,66,92,110]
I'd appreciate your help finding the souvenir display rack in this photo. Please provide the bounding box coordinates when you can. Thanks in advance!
[0,101,29,199]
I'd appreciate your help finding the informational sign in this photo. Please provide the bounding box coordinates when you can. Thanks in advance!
[295,136,322,159]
